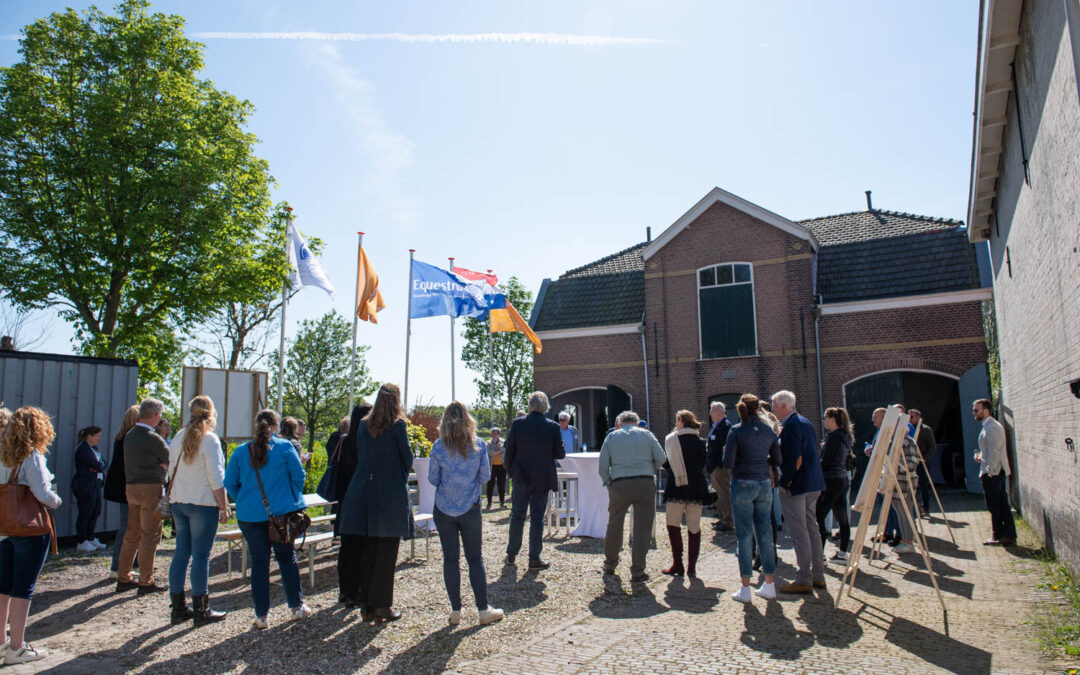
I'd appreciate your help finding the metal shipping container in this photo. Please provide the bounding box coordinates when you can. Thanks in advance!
[0,350,139,539]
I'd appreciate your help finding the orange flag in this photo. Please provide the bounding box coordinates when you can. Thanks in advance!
[490,302,542,354]
[355,245,386,324]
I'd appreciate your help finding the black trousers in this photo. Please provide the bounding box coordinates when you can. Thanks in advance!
[74,487,102,543]
[916,462,933,513]
[981,472,1017,541]
[338,534,400,609]
[816,477,850,552]
[487,466,507,505]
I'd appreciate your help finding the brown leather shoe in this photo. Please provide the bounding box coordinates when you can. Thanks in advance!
[779,582,813,594]
[812,580,827,589]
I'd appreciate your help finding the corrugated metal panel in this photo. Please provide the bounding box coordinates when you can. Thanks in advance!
[0,351,139,538]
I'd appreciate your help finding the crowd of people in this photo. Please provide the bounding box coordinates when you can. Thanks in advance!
[0,384,1015,664]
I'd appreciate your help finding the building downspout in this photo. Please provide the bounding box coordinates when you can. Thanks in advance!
[813,295,824,439]
[640,313,651,425]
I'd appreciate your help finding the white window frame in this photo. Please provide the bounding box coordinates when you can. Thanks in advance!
[696,262,759,360]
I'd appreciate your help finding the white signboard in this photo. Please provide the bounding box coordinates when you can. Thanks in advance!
[181,366,269,440]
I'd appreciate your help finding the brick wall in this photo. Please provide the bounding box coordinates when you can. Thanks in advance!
[988,1,1080,577]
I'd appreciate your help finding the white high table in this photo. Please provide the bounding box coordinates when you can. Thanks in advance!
[559,452,607,538]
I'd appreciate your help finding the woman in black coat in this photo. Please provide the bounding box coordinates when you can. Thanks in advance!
[73,425,106,552]
[661,410,710,577]
[104,405,140,576]
[337,385,413,622]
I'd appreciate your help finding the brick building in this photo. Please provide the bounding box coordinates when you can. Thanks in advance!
[530,187,993,490]
[966,0,1080,573]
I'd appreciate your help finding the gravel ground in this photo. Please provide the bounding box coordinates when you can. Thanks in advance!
[27,504,709,674]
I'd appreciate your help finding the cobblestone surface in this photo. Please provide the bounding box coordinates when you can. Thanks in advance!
[7,493,1074,674]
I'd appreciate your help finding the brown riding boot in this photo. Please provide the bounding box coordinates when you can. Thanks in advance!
[687,530,701,578]
[662,526,684,576]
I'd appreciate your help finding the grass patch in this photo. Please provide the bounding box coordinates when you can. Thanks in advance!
[1018,520,1080,660]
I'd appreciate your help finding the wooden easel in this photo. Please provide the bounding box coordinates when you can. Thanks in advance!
[836,407,947,619]
[911,421,957,546]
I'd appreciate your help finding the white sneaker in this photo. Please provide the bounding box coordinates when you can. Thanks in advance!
[0,640,7,662]
[732,586,753,603]
[253,616,268,630]
[76,541,96,553]
[478,607,504,625]
[91,539,107,550]
[448,610,461,625]
[4,642,46,665]
[754,582,776,600]
[893,542,914,554]
[291,604,313,620]
[831,550,848,562]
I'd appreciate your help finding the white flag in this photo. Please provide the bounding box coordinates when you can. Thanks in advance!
[287,218,336,298]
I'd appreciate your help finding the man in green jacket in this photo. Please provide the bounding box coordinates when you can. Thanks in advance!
[116,398,170,595]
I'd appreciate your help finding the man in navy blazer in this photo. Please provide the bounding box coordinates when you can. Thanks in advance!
[771,390,826,594]
[504,391,565,569]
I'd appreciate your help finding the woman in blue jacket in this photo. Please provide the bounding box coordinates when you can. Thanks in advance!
[224,410,309,629]
[72,426,106,553]
[337,383,414,622]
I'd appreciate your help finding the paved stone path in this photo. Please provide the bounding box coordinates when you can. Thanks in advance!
[451,493,1074,674]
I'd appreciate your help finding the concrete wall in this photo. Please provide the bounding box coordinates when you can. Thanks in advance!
[988,0,1080,575]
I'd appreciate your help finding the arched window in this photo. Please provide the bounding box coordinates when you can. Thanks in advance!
[698,262,757,359]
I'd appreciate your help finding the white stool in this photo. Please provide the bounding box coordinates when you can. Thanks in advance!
[546,472,580,537]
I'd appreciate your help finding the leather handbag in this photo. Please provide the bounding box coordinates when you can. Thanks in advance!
[156,452,183,519]
[0,459,57,552]
[253,462,311,550]
[315,435,346,501]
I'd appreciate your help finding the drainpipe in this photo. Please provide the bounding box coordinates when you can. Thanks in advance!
[814,295,824,439]
[640,313,651,425]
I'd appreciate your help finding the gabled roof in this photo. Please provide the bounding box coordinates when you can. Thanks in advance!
[562,242,646,278]
[799,209,966,246]
[531,270,644,332]
[642,187,818,260]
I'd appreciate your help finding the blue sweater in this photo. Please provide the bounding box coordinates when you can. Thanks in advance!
[778,412,826,495]
[428,437,490,516]
[224,437,306,522]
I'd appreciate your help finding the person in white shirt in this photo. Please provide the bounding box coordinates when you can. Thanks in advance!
[167,396,229,626]
[0,406,63,666]
[972,398,1016,546]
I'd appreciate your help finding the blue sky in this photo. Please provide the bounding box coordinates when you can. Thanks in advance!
[0,1,979,410]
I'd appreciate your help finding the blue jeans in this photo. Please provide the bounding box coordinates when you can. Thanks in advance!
[506,487,548,561]
[238,521,303,617]
[0,534,51,599]
[731,479,776,577]
[169,503,219,596]
[433,504,488,610]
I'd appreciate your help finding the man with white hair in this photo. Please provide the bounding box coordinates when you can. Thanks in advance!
[557,411,582,454]
[598,410,667,582]
[504,391,565,569]
[705,401,734,532]
[771,390,826,594]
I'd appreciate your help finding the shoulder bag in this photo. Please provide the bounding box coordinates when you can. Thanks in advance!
[156,450,184,519]
[0,459,58,554]
[253,458,311,550]
[315,434,346,501]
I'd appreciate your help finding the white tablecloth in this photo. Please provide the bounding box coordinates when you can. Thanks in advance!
[559,453,608,538]
[411,457,437,531]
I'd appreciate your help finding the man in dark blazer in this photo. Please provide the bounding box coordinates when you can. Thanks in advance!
[909,409,937,516]
[771,390,826,594]
[504,391,565,569]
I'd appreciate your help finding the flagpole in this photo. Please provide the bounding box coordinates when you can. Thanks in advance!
[448,256,456,402]
[277,209,293,413]
[487,269,496,429]
[404,250,415,414]
[349,231,364,413]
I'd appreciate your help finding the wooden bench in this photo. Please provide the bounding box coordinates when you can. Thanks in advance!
[218,529,246,577]
[297,531,336,588]
[308,514,335,527]
[409,514,433,562]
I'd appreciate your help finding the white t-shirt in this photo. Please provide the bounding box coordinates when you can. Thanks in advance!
[167,429,226,508]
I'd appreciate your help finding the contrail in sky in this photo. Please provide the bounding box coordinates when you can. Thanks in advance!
[191,31,667,46]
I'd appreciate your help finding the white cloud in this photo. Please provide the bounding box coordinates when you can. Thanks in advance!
[193,31,666,47]
[304,43,420,231]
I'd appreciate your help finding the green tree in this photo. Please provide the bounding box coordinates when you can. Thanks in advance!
[461,277,536,429]
[0,1,274,387]
[272,311,378,452]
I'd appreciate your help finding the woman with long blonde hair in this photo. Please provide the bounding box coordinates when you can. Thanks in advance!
[166,396,229,627]
[428,401,503,626]
[338,383,414,622]
[0,406,62,665]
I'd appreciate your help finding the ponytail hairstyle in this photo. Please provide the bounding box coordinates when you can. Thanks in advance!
[181,395,216,463]
[439,401,477,459]
[736,394,760,423]
[675,409,702,430]
[825,406,855,443]
[76,425,102,444]
[250,409,279,469]
[116,405,139,441]
[279,416,299,441]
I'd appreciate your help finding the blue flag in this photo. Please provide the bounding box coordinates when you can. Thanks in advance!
[410,259,506,319]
